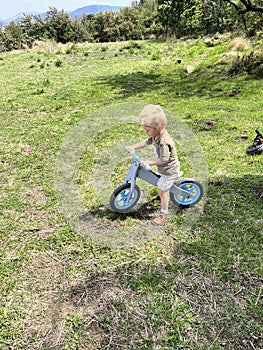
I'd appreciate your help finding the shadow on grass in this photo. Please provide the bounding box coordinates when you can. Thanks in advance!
[41,175,262,349]
[94,63,245,100]
[86,196,161,221]
[63,173,263,348]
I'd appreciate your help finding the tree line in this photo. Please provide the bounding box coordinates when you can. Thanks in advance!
[0,0,262,52]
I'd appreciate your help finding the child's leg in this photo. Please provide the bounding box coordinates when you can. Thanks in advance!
[152,173,179,225]
[158,189,169,213]
[152,189,169,225]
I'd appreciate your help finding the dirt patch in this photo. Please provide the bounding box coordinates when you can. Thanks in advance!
[252,185,263,199]
[235,135,248,141]
[64,258,262,349]
[199,119,218,127]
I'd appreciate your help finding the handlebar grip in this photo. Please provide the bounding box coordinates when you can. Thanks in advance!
[129,150,151,171]
[255,130,262,137]
[145,165,151,171]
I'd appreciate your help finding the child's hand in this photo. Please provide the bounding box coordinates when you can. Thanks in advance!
[141,161,149,168]
[125,146,134,153]
[141,161,151,171]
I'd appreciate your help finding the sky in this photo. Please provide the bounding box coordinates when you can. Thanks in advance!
[0,0,133,19]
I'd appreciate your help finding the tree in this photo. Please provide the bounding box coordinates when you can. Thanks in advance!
[157,0,197,36]
[1,21,23,50]
[135,0,161,38]
[222,0,263,34]
[100,11,121,42]
[45,7,75,43]
[119,5,143,40]
[19,14,46,47]
[157,0,261,37]
[222,0,263,13]
[75,14,96,42]
[92,11,108,42]
[197,0,238,34]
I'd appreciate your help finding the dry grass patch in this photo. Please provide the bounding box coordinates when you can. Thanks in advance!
[228,36,250,51]
[32,40,72,54]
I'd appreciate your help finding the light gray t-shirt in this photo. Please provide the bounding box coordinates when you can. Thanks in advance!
[146,130,180,175]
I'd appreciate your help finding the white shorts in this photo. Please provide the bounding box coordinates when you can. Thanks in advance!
[157,171,183,192]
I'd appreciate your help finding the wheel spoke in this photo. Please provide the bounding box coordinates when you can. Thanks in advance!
[110,184,141,212]
[115,189,136,209]
[173,182,201,205]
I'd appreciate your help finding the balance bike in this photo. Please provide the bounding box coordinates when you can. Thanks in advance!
[110,151,204,213]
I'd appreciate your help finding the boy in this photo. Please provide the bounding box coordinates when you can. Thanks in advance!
[126,105,182,225]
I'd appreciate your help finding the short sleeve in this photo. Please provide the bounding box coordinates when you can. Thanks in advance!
[146,137,153,145]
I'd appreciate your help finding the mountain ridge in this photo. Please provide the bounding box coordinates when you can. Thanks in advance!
[1,4,124,25]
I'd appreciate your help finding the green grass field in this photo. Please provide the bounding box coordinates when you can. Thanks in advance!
[1,36,262,349]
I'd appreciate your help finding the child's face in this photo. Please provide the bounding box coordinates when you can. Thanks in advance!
[142,125,160,138]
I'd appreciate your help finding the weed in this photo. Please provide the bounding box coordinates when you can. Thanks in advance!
[55,59,63,67]
[122,40,143,50]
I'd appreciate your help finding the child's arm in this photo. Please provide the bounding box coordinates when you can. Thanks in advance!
[125,140,148,153]
[140,157,168,169]
[147,158,168,167]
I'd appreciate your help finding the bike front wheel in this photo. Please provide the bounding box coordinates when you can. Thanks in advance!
[110,183,141,213]
[170,179,204,208]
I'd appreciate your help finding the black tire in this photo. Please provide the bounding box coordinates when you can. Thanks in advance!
[247,144,263,156]
[170,179,204,208]
[110,183,141,213]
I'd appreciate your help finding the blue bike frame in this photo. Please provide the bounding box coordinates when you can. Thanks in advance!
[124,151,191,204]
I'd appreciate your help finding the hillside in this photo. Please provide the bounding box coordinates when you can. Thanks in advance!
[69,5,123,18]
[0,37,262,349]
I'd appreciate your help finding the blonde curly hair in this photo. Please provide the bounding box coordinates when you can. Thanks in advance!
[139,104,167,128]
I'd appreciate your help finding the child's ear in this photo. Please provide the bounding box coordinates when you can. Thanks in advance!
[158,124,164,131]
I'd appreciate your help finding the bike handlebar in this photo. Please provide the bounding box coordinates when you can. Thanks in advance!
[130,151,151,171]
[256,130,262,137]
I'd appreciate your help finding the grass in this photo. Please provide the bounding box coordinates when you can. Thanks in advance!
[0,35,262,349]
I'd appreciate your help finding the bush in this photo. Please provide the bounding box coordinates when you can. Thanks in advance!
[121,41,143,50]
[229,50,263,77]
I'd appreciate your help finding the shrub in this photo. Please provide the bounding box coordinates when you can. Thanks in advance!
[121,41,143,50]
[229,50,263,77]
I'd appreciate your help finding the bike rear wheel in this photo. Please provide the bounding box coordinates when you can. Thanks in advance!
[170,179,204,208]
